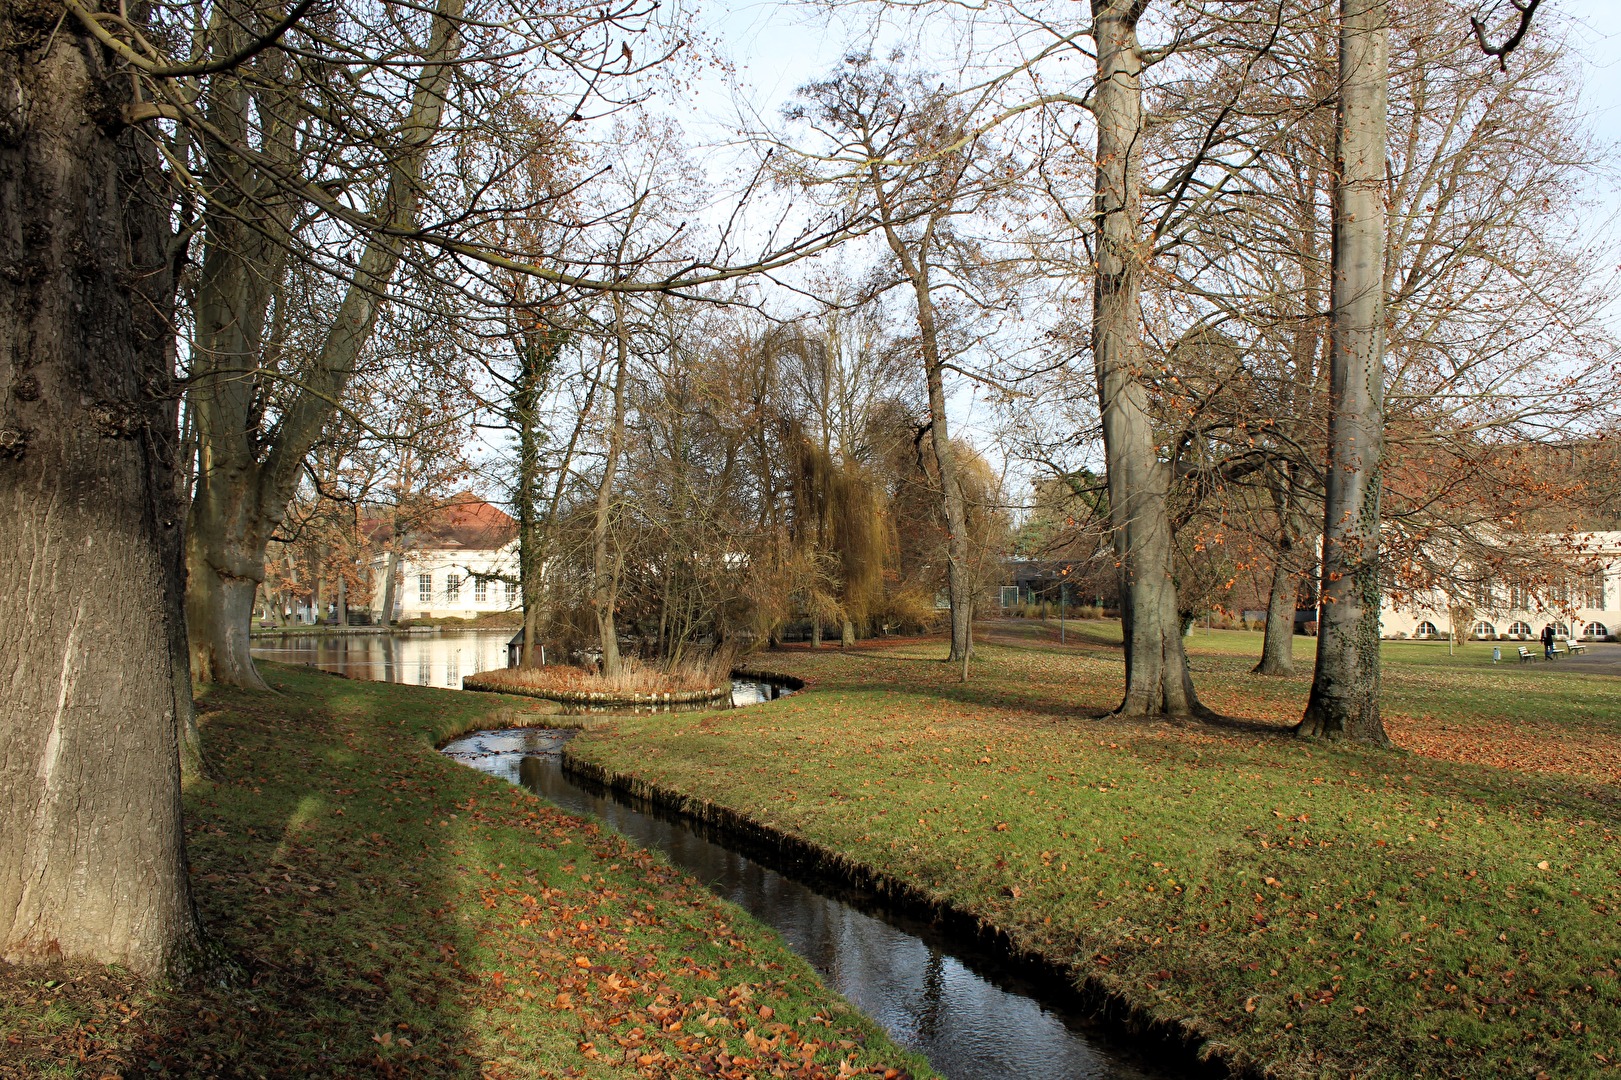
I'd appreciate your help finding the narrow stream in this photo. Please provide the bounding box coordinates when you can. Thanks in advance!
[441,727,1179,1080]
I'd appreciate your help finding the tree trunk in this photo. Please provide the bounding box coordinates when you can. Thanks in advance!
[0,18,200,973]
[1255,475,1302,676]
[186,476,271,687]
[871,161,972,666]
[1091,0,1202,718]
[593,299,630,677]
[335,569,348,627]
[923,351,974,666]
[1299,0,1391,744]
[1255,544,1298,676]
[380,547,400,626]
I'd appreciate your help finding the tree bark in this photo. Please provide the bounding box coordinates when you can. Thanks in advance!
[0,16,200,973]
[1255,474,1302,676]
[1299,0,1391,744]
[1255,539,1298,676]
[379,547,401,625]
[919,320,974,666]
[1091,0,1202,717]
[593,299,630,676]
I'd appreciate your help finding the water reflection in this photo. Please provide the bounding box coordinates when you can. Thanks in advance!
[442,728,1170,1080]
[250,629,509,689]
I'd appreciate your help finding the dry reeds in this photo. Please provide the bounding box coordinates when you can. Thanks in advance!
[473,649,736,697]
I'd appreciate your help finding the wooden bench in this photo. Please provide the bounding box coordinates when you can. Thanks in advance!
[1568,640,1588,655]
[1550,645,1566,659]
[1518,646,1534,663]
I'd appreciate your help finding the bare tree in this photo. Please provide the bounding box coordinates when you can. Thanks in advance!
[1295,0,1389,741]
[786,58,1016,669]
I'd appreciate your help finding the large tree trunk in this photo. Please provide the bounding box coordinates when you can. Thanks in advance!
[1299,0,1391,744]
[335,569,348,627]
[0,18,200,973]
[1091,0,1202,718]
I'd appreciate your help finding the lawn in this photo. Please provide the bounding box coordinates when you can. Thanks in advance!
[564,619,1621,1079]
[0,666,934,1080]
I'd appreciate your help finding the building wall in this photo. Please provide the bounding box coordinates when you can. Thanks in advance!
[1379,531,1621,641]
[371,541,521,620]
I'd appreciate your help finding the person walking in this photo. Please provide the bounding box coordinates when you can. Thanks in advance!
[1541,622,1557,660]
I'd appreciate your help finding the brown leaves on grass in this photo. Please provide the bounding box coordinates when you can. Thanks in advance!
[1384,714,1621,787]
[4,672,923,1079]
[0,963,146,1080]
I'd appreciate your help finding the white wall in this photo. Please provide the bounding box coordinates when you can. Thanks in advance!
[371,541,521,620]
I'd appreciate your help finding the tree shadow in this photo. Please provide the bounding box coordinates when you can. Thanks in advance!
[126,673,483,1078]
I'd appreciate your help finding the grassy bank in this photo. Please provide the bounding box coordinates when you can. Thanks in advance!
[0,666,934,1079]
[565,621,1621,1079]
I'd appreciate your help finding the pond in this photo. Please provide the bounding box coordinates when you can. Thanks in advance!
[252,630,795,708]
[251,628,511,689]
[440,728,1180,1080]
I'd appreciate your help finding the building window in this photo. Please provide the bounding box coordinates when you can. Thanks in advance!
[474,577,487,603]
[1509,583,1530,610]
[1551,622,1569,639]
[1414,621,1439,638]
[506,580,518,604]
[1507,620,1532,638]
[1585,622,1609,639]
[1472,620,1496,639]
[447,573,461,602]
[418,573,431,603]
[1585,572,1607,609]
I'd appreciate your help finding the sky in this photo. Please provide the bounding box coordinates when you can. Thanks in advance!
[657,0,1621,473]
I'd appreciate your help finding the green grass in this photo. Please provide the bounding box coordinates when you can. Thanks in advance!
[0,666,933,1080]
[565,621,1621,1079]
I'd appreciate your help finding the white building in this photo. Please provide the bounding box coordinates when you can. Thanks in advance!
[367,495,522,622]
[1379,531,1621,642]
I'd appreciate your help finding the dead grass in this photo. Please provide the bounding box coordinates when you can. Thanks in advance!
[478,652,735,697]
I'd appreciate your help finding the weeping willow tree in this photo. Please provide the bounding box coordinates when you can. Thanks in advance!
[786,424,895,646]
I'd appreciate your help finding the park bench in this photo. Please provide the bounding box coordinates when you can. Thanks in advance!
[1569,640,1588,655]
[1550,644,1566,659]
[1518,646,1534,663]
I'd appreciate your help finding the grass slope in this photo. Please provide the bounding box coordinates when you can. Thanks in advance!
[565,622,1621,1079]
[0,665,933,1080]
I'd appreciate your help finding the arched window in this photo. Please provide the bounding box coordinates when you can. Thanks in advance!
[1473,621,1497,639]
[1508,621,1532,638]
[1414,620,1439,638]
[1585,622,1609,640]
[1551,622,1570,639]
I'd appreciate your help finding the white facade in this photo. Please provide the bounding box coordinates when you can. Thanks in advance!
[372,540,521,621]
[1379,531,1621,641]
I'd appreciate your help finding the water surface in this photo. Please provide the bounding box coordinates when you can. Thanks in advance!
[441,728,1176,1080]
[251,628,510,689]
